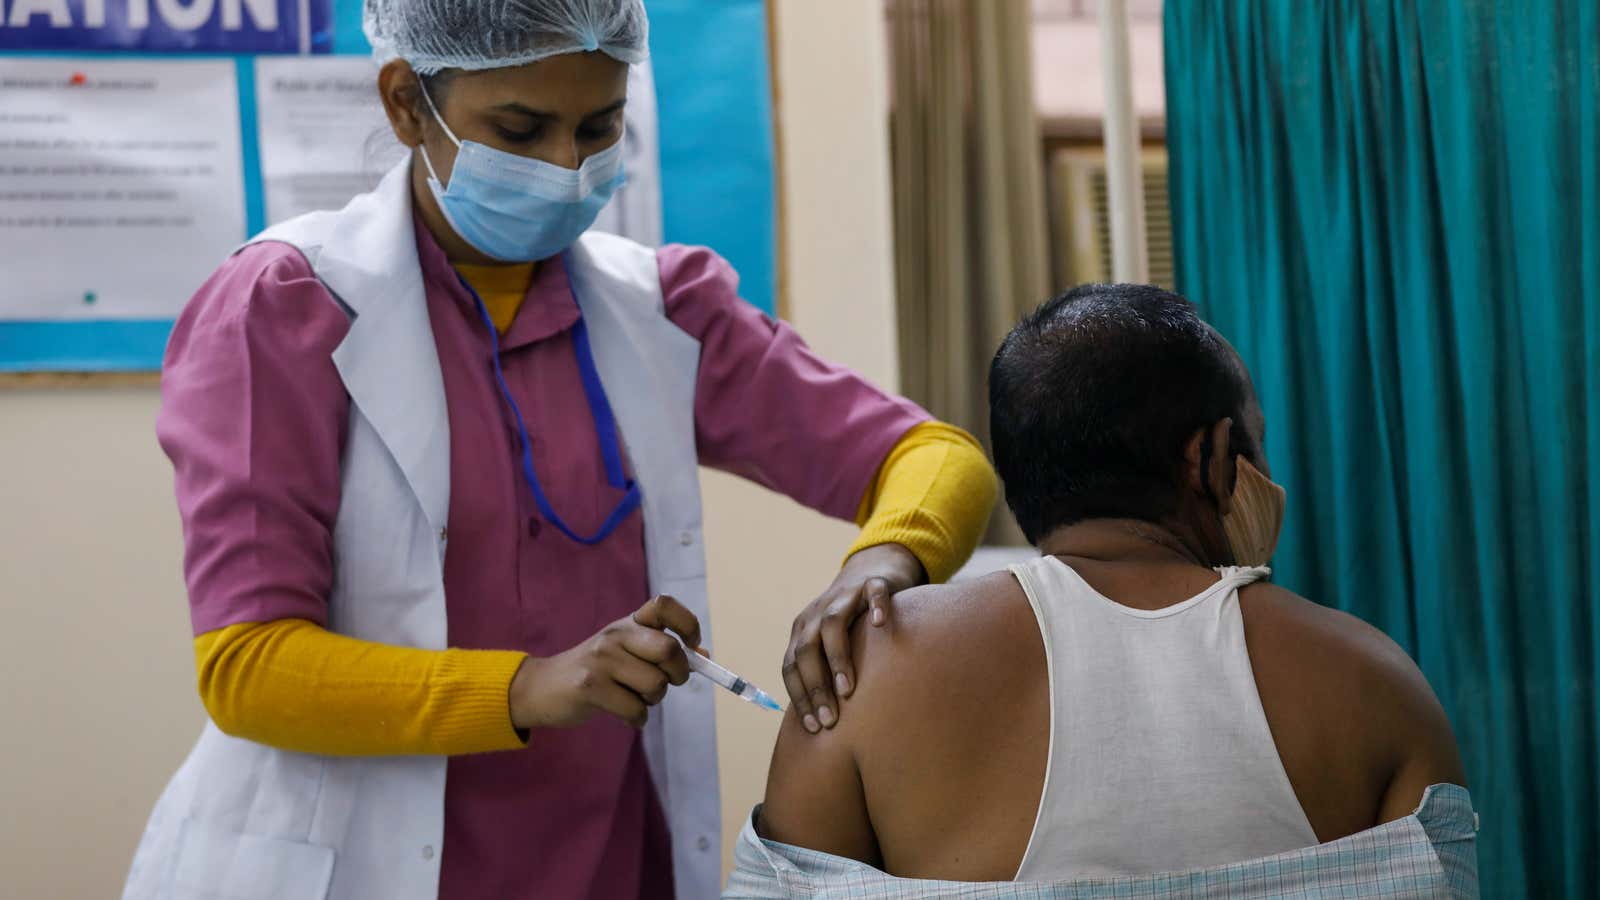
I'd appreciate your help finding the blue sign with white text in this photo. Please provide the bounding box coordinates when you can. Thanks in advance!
[0,0,776,371]
[0,0,331,53]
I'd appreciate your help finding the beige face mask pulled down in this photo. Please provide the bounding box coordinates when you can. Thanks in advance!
[1221,456,1286,567]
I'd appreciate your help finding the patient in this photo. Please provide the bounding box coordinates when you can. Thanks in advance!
[757,284,1467,881]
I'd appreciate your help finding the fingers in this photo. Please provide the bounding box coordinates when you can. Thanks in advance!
[582,627,677,729]
[610,652,673,707]
[866,577,891,627]
[818,593,863,699]
[632,594,703,649]
[617,624,692,686]
[561,599,706,731]
[780,650,816,733]
[784,582,879,732]
[792,621,838,732]
[589,679,650,729]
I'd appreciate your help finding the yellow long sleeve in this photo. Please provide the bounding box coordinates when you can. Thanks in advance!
[193,619,529,756]
[847,421,999,583]
[192,422,995,755]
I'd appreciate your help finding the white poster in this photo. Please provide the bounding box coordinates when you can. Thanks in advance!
[253,56,404,225]
[0,58,245,320]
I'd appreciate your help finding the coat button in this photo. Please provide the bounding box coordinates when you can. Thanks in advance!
[438,527,448,543]
[528,516,543,538]
[696,835,711,852]
[679,531,694,547]
[422,845,434,861]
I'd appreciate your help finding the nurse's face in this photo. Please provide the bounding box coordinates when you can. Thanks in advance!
[378,52,628,264]
[381,52,628,176]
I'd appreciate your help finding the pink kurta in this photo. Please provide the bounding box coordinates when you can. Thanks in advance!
[156,215,929,899]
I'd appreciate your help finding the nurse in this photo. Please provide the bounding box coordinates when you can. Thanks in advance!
[123,1,996,899]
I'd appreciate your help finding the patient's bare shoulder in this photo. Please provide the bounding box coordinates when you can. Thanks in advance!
[758,571,1039,868]
[1238,581,1466,835]
[848,570,1040,712]
[1238,581,1448,720]
[840,569,1052,878]
[1239,581,1424,679]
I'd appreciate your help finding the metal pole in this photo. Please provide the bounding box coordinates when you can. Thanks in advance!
[1099,0,1149,283]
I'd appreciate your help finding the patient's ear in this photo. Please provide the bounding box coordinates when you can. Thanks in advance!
[1183,418,1237,516]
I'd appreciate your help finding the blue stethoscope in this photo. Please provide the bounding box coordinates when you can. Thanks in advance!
[457,253,641,545]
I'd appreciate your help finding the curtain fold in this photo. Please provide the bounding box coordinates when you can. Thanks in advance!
[889,0,1050,542]
[1165,3,1599,896]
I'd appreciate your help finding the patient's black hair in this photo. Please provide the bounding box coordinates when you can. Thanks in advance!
[988,283,1257,544]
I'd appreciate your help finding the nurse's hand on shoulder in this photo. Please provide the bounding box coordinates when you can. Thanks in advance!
[510,595,703,730]
[782,543,926,735]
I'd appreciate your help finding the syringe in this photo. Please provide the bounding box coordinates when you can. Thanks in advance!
[685,647,784,712]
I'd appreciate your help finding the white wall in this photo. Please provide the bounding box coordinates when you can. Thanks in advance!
[0,1,900,894]
[1033,18,1166,129]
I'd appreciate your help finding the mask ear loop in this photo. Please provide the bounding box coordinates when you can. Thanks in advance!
[1200,424,1253,506]
[1196,429,1238,568]
[1198,430,1220,504]
[416,76,462,188]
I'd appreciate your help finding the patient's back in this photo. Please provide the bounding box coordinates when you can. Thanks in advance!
[761,554,1465,881]
[1007,556,1315,877]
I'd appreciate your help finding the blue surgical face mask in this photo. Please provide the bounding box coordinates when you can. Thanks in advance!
[417,83,625,262]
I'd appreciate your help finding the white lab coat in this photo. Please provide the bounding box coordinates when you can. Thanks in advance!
[123,159,723,900]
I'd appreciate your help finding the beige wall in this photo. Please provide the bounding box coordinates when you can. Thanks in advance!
[0,1,898,895]
[707,0,900,875]
[1032,18,1165,127]
[0,389,196,898]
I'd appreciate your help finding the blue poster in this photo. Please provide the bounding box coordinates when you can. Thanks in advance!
[0,0,332,53]
[0,0,776,371]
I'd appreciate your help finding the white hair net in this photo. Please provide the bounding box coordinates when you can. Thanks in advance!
[364,0,649,75]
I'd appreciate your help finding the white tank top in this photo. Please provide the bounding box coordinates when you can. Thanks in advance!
[1009,555,1319,879]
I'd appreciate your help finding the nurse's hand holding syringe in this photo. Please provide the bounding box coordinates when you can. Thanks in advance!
[508,594,705,730]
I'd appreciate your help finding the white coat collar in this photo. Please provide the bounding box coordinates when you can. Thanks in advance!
[320,158,451,534]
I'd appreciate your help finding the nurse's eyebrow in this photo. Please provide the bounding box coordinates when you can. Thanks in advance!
[491,102,556,119]
[490,99,628,121]
[582,99,628,120]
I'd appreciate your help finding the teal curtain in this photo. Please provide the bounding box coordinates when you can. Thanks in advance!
[1163,2,1598,897]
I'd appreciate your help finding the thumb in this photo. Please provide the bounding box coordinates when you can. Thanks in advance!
[867,577,891,626]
